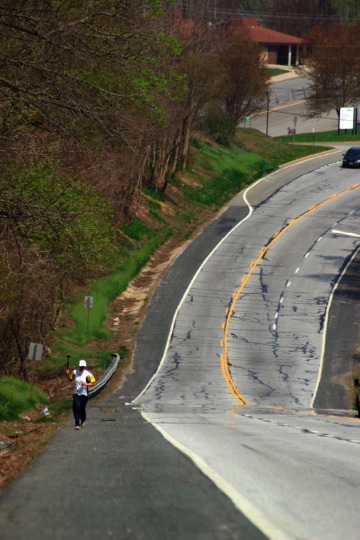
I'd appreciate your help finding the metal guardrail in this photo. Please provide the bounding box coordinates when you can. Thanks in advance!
[88,353,120,398]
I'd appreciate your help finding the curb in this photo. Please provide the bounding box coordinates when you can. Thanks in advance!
[278,148,339,169]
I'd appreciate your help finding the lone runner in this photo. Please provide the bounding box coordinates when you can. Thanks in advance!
[66,359,95,429]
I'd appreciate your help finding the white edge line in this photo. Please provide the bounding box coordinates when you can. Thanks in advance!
[141,411,291,540]
[312,246,360,407]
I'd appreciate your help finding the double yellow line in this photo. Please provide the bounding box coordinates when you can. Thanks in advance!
[220,183,360,406]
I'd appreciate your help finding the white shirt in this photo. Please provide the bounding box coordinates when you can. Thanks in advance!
[71,368,95,396]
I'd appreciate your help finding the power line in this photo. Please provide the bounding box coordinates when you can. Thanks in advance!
[172,3,356,23]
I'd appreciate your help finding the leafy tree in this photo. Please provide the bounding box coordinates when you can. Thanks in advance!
[179,43,227,168]
[0,1,186,375]
[146,6,269,190]
[0,1,181,215]
[0,162,114,376]
[146,8,228,186]
[301,25,360,117]
[332,0,360,25]
[221,33,269,125]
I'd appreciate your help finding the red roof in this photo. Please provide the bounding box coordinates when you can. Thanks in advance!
[243,25,304,44]
[170,12,305,45]
[228,15,304,44]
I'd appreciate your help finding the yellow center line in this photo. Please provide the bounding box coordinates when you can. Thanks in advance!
[220,183,360,406]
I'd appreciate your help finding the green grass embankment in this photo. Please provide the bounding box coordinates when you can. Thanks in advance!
[0,377,49,421]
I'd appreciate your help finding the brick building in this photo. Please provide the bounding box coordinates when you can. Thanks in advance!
[226,15,305,66]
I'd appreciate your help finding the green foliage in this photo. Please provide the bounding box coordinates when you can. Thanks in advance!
[6,161,114,267]
[332,0,360,24]
[61,227,172,346]
[143,188,166,202]
[145,0,164,17]
[181,140,272,207]
[33,397,73,422]
[0,1,184,142]
[118,345,129,360]
[0,377,48,421]
[120,220,151,241]
[146,198,162,211]
[234,128,330,167]
[33,416,58,424]
[267,68,288,77]
[40,342,116,376]
[177,130,331,213]
[201,114,236,146]
[149,210,164,222]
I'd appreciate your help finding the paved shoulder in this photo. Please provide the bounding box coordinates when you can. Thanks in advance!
[0,402,266,539]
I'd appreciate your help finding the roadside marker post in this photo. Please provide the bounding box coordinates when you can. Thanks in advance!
[27,342,44,396]
[84,296,94,331]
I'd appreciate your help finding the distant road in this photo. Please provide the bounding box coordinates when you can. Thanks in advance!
[270,77,310,105]
[249,76,339,137]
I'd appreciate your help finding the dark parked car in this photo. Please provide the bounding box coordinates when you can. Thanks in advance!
[342,147,360,168]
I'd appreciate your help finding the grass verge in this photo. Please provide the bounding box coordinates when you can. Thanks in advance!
[277,129,360,145]
[0,377,48,421]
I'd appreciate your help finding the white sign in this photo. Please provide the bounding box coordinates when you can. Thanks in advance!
[28,342,44,361]
[84,296,94,308]
[339,107,354,129]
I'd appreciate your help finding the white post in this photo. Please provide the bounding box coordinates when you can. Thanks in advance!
[288,44,292,66]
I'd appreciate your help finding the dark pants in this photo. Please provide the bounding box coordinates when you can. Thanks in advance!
[72,394,88,426]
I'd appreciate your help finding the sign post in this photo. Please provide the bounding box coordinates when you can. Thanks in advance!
[265,88,270,136]
[339,107,357,134]
[84,296,94,331]
[293,116,297,143]
[28,342,44,362]
[28,342,44,396]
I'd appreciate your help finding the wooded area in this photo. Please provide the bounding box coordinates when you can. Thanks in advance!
[1,0,359,378]
[0,1,269,377]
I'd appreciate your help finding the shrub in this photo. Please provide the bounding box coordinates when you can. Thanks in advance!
[201,113,236,146]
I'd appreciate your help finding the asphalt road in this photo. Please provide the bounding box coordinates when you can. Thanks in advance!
[269,77,310,108]
[250,102,339,138]
[249,75,339,137]
[0,150,358,540]
[134,151,360,539]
